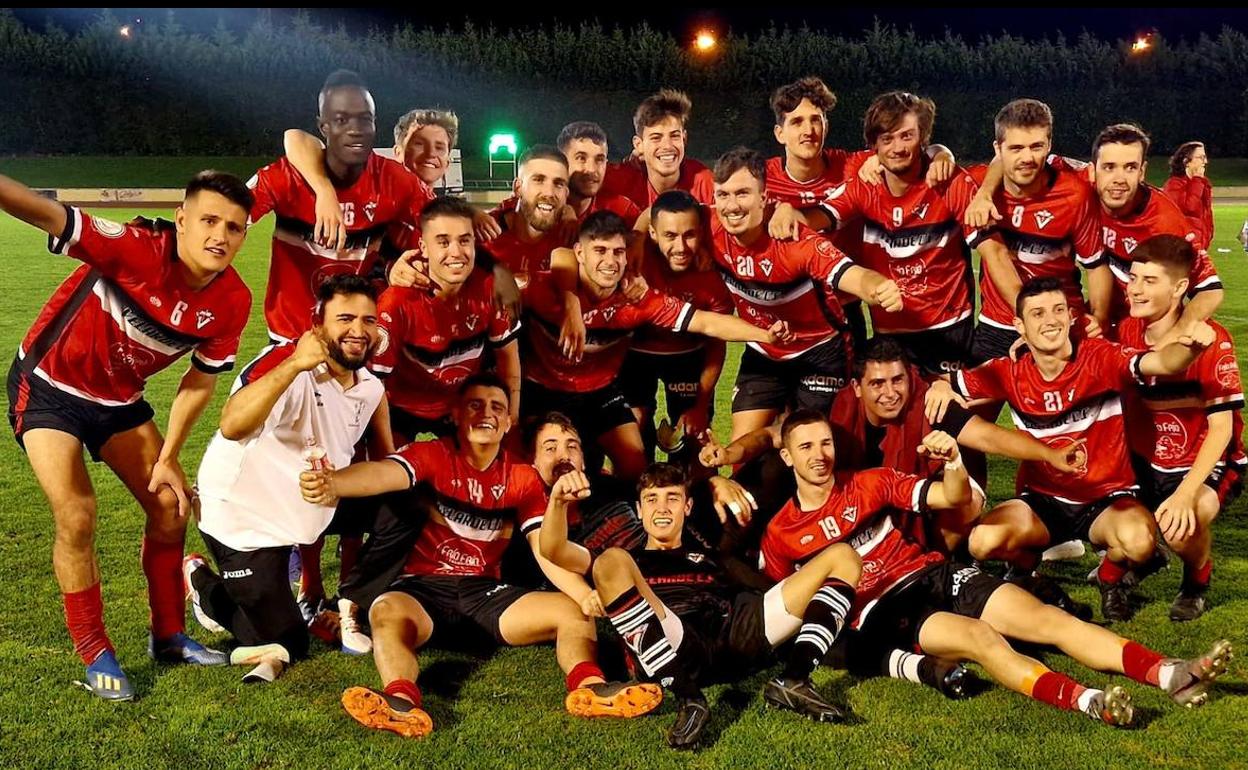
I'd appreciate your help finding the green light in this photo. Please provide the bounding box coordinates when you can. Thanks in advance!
[489,133,517,157]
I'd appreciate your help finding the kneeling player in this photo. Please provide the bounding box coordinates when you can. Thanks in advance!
[300,374,660,738]
[1121,236,1244,620]
[540,462,862,749]
[768,411,1233,727]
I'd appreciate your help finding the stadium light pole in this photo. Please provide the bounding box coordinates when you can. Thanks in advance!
[488,132,518,180]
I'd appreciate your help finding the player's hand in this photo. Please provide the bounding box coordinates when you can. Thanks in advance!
[857,154,884,185]
[291,330,329,371]
[1154,490,1198,542]
[313,191,347,251]
[924,380,965,424]
[389,250,431,289]
[698,431,742,469]
[1083,314,1103,339]
[621,274,649,301]
[873,279,904,312]
[708,476,757,526]
[579,590,605,619]
[964,194,1001,230]
[472,208,502,242]
[917,430,960,464]
[769,202,802,241]
[1176,320,1216,350]
[1044,438,1088,475]
[559,293,586,362]
[492,263,523,321]
[149,458,194,520]
[925,153,956,186]
[766,320,795,345]
[676,402,711,445]
[299,468,338,506]
[551,469,592,503]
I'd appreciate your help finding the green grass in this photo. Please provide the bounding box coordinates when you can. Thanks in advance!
[1,203,1248,769]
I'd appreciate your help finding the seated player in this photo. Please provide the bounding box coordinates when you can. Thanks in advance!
[540,462,864,749]
[621,190,734,460]
[2,170,254,699]
[299,373,662,738]
[600,88,716,208]
[931,277,1220,622]
[1120,235,1244,620]
[189,275,389,676]
[767,410,1233,727]
[521,210,793,480]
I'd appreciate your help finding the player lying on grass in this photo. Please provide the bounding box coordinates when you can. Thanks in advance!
[299,373,661,738]
[1,169,255,700]
[768,410,1233,727]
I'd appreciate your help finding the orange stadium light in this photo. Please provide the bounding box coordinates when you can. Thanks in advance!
[694,31,717,52]
[1132,37,1150,53]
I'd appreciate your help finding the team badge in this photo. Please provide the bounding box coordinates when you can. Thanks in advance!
[1122,237,1138,254]
[1033,210,1054,229]
[913,203,930,219]
[196,309,214,329]
[758,258,774,277]
[491,483,506,500]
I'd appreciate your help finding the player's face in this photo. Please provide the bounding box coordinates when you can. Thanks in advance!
[532,423,586,487]
[638,484,690,544]
[421,214,476,287]
[318,292,378,371]
[774,98,827,162]
[400,124,451,185]
[781,421,836,487]
[713,168,766,236]
[853,360,911,422]
[634,116,686,178]
[319,87,377,169]
[1094,142,1147,212]
[650,209,701,272]
[515,158,570,232]
[874,112,924,177]
[564,138,608,199]
[1014,291,1072,355]
[175,190,248,275]
[575,235,628,291]
[996,125,1051,189]
[454,385,511,446]
[1127,261,1187,320]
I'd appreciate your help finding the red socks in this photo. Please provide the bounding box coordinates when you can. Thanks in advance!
[1097,557,1128,585]
[1029,671,1086,711]
[142,536,185,640]
[1121,641,1165,686]
[63,582,112,665]
[384,678,422,708]
[565,661,605,692]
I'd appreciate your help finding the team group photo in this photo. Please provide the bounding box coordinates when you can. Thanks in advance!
[1,7,1246,768]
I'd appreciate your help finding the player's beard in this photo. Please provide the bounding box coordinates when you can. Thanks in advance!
[325,333,371,371]
[521,197,560,232]
[569,172,600,200]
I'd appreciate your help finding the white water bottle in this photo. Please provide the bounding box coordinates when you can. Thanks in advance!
[302,436,329,472]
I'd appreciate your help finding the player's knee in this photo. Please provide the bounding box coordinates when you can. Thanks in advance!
[1115,522,1156,564]
[368,593,412,631]
[963,618,1009,657]
[821,543,862,584]
[52,506,97,551]
[967,524,1002,561]
[591,547,633,585]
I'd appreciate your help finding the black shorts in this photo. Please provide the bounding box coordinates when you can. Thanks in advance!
[390,406,455,446]
[1019,489,1140,545]
[1130,454,1243,511]
[387,574,532,646]
[619,348,705,419]
[732,337,847,415]
[671,591,774,684]
[7,358,154,462]
[970,322,1020,366]
[881,317,974,377]
[521,379,635,441]
[857,561,1006,650]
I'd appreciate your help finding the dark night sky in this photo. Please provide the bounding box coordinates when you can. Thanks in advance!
[12,8,1248,42]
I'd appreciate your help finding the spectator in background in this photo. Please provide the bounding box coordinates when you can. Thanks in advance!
[1163,142,1213,251]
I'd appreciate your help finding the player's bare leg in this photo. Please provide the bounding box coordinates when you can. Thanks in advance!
[916,610,1133,726]
[1160,486,1219,620]
[730,408,778,442]
[978,581,1233,708]
[597,423,648,481]
[499,587,663,720]
[1088,500,1157,622]
[342,591,434,738]
[967,500,1050,567]
[296,537,328,622]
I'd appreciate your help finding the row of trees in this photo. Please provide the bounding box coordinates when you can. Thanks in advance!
[2,10,1246,160]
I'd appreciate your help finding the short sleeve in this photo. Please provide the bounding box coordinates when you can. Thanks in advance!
[515,467,549,537]
[818,179,863,228]
[951,358,1012,401]
[245,161,284,223]
[49,205,161,278]
[372,288,406,377]
[1199,331,1244,414]
[386,440,439,488]
[641,290,695,332]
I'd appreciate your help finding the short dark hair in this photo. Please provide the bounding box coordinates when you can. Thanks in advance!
[316,273,377,308]
[557,121,609,152]
[780,408,830,446]
[712,146,766,186]
[637,462,689,496]
[420,195,477,230]
[651,189,702,223]
[1132,234,1196,280]
[1169,141,1205,178]
[185,170,254,213]
[771,76,838,125]
[319,69,369,114]
[457,371,510,404]
[527,411,580,453]
[1092,123,1151,163]
[994,99,1053,143]
[518,144,569,171]
[633,89,693,135]
[578,210,631,243]
[1015,276,1067,316]
[863,91,936,148]
[853,336,911,380]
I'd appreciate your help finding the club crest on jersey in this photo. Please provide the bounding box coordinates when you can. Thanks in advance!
[91,216,127,238]
[1122,237,1138,254]
[686,552,705,564]
[913,203,930,219]
[196,310,214,329]
[842,506,858,524]
[758,258,774,277]
[491,483,505,500]
[466,316,479,332]
[1034,210,1054,229]
[364,202,378,222]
